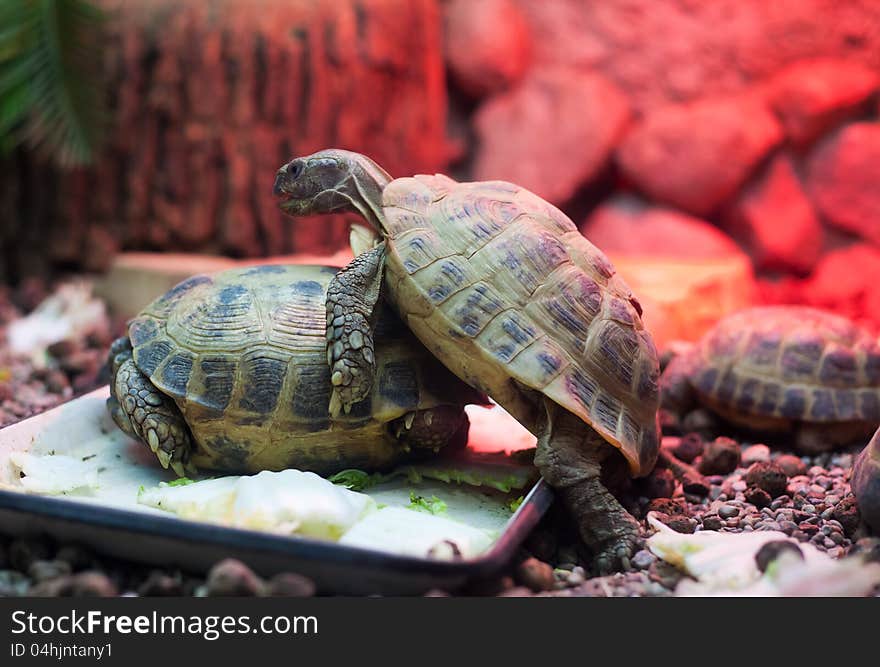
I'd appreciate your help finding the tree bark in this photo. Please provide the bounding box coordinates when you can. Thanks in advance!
[0,0,448,281]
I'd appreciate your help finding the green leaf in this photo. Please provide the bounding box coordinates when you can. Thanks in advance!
[166,477,194,487]
[407,492,447,515]
[328,469,386,492]
[507,495,524,513]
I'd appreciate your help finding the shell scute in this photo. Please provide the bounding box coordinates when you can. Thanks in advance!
[833,389,858,421]
[810,388,836,420]
[779,387,807,419]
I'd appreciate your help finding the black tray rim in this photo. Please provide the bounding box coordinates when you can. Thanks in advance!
[0,476,554,580]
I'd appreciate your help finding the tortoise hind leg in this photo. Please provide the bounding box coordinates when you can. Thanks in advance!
[325,243,385,416]
[111,355,195,478]
[533,398,641,575]
[390,405,470,454]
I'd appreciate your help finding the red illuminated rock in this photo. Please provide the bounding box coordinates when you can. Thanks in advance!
[727,154,822,274]
[444,0,532,98]
[799,243,880,332]
[616,97,783,216]
[582,195,741,260]
[473,68,630,204]
[806,122,880,246]
[762,58,879,147]
[513,0,880,115]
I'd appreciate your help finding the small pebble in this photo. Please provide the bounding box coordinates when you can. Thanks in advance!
[798,522,819,536]
[741,444,770,464]
[515,557,555,592]
[832,497,860,536]
[567,568,586,586]
[744,486,772,508]
[27,559,71,583]
[718,504,739,519]
[31,571,118,597]
[702,515,723,531]
[779,520,798,535]
[664,515,697,534]
[671,433,704,463]
[698,437,741,475]
[745,462,788,498]
[631,550,656,569]
[754,541,803,572]
[0,570,30,596]
[265,573,316,597]
[204,559,265,597]
[137,571,183,597]
[775,454,807,477]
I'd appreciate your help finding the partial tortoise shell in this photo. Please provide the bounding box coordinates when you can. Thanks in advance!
[688,306,880,424]
[125,264,469,439]
[379,174,661,475]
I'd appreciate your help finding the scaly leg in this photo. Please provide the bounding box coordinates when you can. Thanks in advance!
[533,398,641,574]
[390,405,470,454]
[325,243,385,416]
[111,356,194,478]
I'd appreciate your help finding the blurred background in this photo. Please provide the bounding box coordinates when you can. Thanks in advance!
[3,0,880,346]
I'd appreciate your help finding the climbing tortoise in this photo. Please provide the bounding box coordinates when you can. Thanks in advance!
[661,305,880,452]
[273,149,661,572]
[107,264,482,477]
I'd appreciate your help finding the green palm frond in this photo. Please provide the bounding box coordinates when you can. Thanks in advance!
[0,0,106,166]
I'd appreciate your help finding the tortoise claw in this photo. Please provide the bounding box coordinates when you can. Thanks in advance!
[170,460,186,478]
[156,449,171,469]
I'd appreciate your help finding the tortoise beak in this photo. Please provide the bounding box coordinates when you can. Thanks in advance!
[272,169,289,199]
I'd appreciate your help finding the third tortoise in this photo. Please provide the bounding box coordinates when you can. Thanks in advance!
[661,305,880,452]
[272,149,661,572]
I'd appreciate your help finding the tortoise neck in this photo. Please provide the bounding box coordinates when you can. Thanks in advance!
[344,155,392,232]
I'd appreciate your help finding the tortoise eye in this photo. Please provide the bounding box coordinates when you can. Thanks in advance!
[286,161,303,179]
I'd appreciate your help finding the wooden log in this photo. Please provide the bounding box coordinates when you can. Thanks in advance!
[1,0,448,280]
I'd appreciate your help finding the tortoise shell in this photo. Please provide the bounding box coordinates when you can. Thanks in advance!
[686,306,880,425]
[379,175,660,475]
[126,264,473,473]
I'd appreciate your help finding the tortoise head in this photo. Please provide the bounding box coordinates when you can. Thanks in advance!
[273,149,392,231]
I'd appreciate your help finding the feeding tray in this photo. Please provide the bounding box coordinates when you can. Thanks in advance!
[0,388,551,595]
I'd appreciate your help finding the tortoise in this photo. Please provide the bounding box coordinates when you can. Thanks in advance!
[660,305,880,452]
[107,264,483,478]
[272,149,661,572]
[852,427,880,533]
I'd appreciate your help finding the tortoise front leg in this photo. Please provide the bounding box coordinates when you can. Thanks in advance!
[326,243,385,416]
[534,399,641,575]
[111,357,195,478]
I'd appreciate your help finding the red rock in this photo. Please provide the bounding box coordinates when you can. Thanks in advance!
[616,96,783,216]
[514,1,880,115]
[799,244,880,332]
[762,58,879,146]
[473,68,630,204]
[727,155,822,274]
[582,195,742,260]
[444,0,532,99]
[806,123,880,246]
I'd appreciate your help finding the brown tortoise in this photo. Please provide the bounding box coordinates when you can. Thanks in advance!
[107,264,482,477]
[272,149,661,572]
[661,305,880,452]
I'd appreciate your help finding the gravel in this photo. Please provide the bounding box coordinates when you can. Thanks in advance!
[1,280,877,597]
